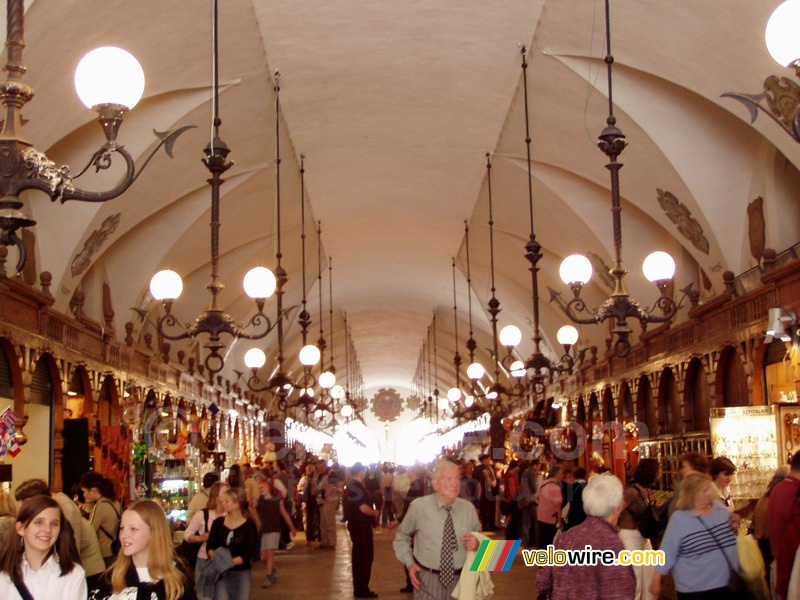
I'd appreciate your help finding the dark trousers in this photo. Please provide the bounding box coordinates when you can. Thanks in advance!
[305,499,320,541]
[279,497,291,547]
[536,520,557,549]
[479,489,496,530]
[347,520,374,594]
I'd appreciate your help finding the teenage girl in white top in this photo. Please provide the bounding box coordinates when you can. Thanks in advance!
[0,495,87,600]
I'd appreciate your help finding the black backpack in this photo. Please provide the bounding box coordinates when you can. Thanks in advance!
[97,498,122,556]
[627,485,662,542]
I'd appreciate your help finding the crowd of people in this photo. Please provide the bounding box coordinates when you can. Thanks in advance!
[5,448,800,599]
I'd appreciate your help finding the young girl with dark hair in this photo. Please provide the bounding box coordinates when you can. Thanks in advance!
[0,495,86,600]
[205,487,259,600]
[81,472,121,568]
[89,499,195,600]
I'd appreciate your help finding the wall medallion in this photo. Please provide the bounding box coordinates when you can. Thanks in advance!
[656,189,709,254]
[71,213,121,276]
[371,388,404,422]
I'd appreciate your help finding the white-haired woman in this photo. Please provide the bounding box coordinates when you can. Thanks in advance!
[536,474,635,600]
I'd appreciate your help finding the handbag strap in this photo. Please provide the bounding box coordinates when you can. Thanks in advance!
[696,515,736,572]
[14,581,36,600]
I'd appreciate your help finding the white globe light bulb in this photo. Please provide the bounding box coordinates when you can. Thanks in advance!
[301,387,315,398]
[447,387,462,402]
[75,47,145,110]
[437,396,449,410]
[559,254,592,285]
[467,362,485,380]
[150,269,183,301]
[557,325,579,346]
[331,384,345,399]
[244,348,266,369]
[299,344,321,367]
[319,371,336,389]
[243,267,277,299]
[340,404,353,418]
[766,0,800,67]
[499,325,522,347]
[642,251,675,283]
[510,360,526,378]
[486,390,498,400]
[464,395,475,408]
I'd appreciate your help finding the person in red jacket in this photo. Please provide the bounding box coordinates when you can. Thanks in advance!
[769,451,800,596]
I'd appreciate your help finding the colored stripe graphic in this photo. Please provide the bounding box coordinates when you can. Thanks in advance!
[469,540,520,571]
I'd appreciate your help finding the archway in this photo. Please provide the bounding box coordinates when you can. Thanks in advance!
[684,357,709,431]
[638,375,655,439]
[658,367,680,434]
[715,346,749,407]
[62,366,92,496]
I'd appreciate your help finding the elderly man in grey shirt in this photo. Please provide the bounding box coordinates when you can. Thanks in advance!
[393,459,480,599]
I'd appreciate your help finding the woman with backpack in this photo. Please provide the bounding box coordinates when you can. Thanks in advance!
[184,482,228,600]
[620,458,660,599]
[0,495,86,600]
[81,472,121,568]
[88,499,195,600]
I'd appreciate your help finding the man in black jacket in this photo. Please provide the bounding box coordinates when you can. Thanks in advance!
[344,463,381,598]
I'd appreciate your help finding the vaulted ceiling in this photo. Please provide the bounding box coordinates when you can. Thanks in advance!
[10,1,800,404]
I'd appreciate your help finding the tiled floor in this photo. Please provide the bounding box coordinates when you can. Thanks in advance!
[251,519,536,599]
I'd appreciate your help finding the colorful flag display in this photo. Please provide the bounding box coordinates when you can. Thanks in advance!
[469,539,521,572]
[0,407,21,458]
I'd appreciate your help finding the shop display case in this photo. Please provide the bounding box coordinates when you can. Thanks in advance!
[710,405,778,500]
[638,432,711,491]
[151,476,195,524]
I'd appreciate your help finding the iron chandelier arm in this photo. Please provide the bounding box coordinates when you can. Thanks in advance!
[58,126,196,203]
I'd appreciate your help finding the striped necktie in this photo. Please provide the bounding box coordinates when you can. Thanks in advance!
[440,505,457,590]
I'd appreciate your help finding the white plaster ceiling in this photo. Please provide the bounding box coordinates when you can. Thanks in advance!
[8,0,800,404]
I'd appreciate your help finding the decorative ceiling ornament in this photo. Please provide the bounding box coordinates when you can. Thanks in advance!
[724,75,800,140]
[586,252,616,291]
[747,196,766,263]
[405,394,421,411]
[71,213,121,276]
[656,189,709,255]
[371,387,403,422]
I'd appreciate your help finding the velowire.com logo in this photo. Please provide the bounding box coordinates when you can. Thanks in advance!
[469,540,521,572]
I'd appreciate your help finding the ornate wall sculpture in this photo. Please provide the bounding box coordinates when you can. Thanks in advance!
[657,189,709,255]
[370,387,404,422]
[70,213,121,276]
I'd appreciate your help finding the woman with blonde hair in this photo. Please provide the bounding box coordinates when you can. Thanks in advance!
[651,472,737,599]
[205,487,258,600]
[0,489,16,546]
[89,499,195,600]
[0,495,86,599]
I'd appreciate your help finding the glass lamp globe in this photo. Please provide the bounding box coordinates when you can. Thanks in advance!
[243,267,277,299]
[437,396,449,411]
[486,390,498,400]
[301,387,315,398]
[340,404,354,418]
[150,269,183,301]
[642,251,675,283]
[499,325,522,348]
[510,360,526,378]
[559,254,592,285]
[331,384,345,399]
[766,0,800,67]
[75,47,145,110]
[466,362,485,380]
[314,409,325,420]
[319,371,336,389]
[244,348,266,369]
[299,344,321,367]
[464,395,475,408]
[447,387,462,402]
[556,325,579,346]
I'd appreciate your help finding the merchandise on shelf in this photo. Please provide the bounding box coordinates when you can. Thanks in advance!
[710,405,779,501]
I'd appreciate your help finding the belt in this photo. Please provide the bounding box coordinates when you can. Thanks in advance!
[415,562,462,576]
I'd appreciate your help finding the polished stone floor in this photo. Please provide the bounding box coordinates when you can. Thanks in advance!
[251,519,536,599]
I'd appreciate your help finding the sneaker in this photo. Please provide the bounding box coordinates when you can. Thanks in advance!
[269,571,278,584]
[261,577,272,589]
[285,542,294,550]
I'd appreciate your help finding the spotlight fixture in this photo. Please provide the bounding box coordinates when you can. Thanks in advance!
[0,0,190,274]
[149,1,280,377]
[723,0,800,142]
[550,0,683,358]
